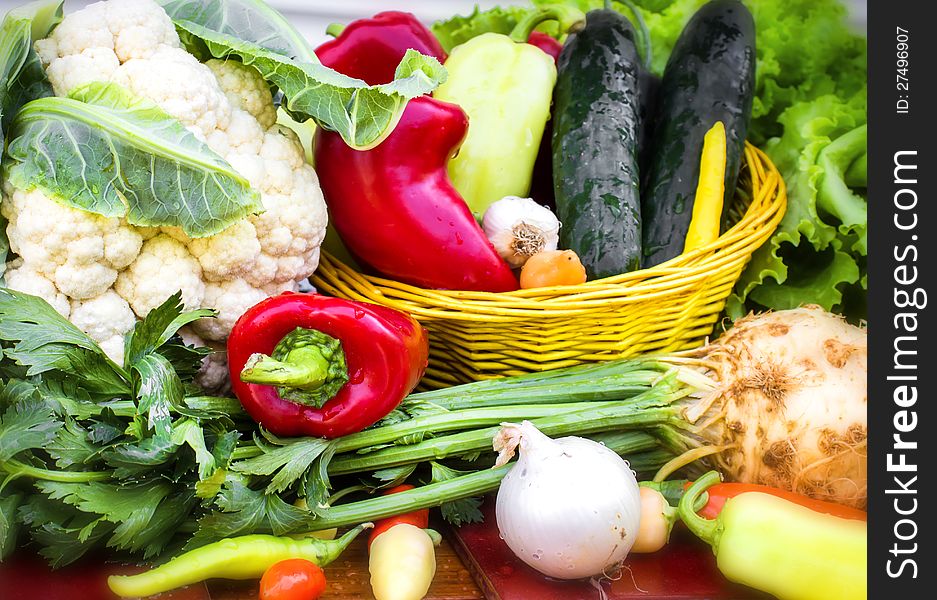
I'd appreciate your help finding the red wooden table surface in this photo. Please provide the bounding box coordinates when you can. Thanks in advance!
[0,500,769,600]
[0,535,481,600]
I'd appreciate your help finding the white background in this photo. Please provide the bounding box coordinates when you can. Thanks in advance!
[2,0,868,45]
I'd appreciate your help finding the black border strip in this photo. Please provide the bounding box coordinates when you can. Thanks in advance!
[869,1,934,595]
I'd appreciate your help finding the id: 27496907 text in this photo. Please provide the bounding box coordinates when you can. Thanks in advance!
[896,26,910,114]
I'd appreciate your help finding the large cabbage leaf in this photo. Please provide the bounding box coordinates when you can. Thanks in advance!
[166,0,446,150]
[159,0,316,62]
[0,0,62,276]
[5,81,262,237]
[0,0,61,149]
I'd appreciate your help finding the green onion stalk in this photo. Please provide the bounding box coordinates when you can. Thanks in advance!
[225,361,716,530]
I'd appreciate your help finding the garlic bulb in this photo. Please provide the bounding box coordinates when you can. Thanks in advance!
[493,421,642,580]
[482,196,560,268]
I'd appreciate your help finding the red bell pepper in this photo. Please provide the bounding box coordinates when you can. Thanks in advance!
[685,481,868,521]
[315,11,447,85]
[367,484,430,549]
[227,294,429,439]
[314,96,519,292]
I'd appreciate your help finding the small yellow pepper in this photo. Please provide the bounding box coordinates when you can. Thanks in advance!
[369,523,440,600]
[683,121,727,252]
[631,486,676,553]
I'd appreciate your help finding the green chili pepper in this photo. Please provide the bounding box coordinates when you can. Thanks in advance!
[107,523,371,598]
[433,7,585,218]
[679,472,866,600]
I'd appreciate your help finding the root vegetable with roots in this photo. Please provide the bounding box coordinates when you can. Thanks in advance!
[664,305,867,508]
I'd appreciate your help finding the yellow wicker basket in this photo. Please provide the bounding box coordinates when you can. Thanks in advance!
[312,144,786,387]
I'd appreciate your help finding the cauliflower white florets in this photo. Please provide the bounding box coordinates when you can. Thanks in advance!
[3,0,328,365]
[69,291,137,362]
[178,328,231,394]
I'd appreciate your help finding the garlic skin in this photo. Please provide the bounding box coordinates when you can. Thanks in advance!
[493,421,642,580]
[482,196,560,268]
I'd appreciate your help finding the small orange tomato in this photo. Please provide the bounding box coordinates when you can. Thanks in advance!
[520,250,588,289]
[260,558,327,600]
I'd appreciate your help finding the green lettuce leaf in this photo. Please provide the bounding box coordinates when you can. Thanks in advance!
[159,0,316,62]
[173,20,446,151]
[742,0,866,143]
[432,5,537,52]
[5,81,262,237]
[727,92,867,318]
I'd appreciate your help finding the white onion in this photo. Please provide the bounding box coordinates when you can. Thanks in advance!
[493,421,642,580]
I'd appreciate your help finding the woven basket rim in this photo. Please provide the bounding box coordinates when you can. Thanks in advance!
[312,143,787,317]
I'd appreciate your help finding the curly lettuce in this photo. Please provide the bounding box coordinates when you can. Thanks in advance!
[727,92,866,318]
[432,5,537,52]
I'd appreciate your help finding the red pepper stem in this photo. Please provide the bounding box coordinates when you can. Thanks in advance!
[242,345,332,389]
[326,23,346,38]
[677,470,722,546]
[509,6,586,43]
[239,327,349,409]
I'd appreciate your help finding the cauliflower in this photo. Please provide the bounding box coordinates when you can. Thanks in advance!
[2,0,328,365]
[178,328,231,394]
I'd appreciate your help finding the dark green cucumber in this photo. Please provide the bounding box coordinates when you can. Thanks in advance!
[637,68,660,176]
[552,9,643,279]
[640,0,755,268]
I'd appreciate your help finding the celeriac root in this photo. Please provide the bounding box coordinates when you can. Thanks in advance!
[666,307,868,508]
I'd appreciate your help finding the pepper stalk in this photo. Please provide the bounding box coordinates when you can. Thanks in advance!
[240,327,349,408]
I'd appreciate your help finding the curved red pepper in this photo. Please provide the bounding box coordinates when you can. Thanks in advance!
[227,294,429,439]
[315,11,447,85]
[685,481,868,521]
[314,96,518,292]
